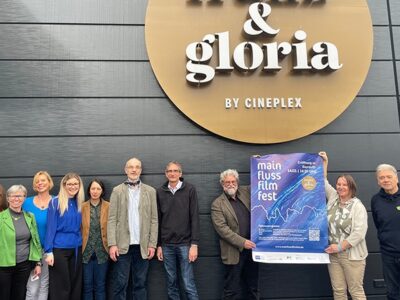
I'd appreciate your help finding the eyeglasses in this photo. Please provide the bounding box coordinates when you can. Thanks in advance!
[166,170,181,173]
[66,182,80,187]
[8,195,25,199]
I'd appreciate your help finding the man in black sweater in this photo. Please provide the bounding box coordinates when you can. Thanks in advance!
[371,163,400,300]
[156,161,200,300]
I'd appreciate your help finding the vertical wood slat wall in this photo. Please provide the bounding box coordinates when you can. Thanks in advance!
[0,0,398,299]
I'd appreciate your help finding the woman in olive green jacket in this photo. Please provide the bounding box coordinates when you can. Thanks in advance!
[0,185,42,300]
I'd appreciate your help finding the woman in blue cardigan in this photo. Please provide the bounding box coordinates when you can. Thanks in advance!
[44,173,85,300]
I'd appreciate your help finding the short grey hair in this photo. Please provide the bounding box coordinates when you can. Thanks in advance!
[7,185,27,198]
[220,169,239,185]
[165,161,182,173]
[376,164,397,176]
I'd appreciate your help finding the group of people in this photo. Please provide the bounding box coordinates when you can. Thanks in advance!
[0,153,399,300]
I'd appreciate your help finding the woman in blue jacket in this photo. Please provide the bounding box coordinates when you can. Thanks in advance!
[44,173,84,300]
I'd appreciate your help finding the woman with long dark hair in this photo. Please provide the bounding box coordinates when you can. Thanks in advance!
[82,179,109,300]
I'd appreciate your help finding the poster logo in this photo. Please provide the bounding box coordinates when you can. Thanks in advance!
[145,0,373,143]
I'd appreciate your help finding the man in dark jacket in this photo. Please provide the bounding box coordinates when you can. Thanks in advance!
[211,169,259,300]
[156,161,200,300]
[371,163,400,300]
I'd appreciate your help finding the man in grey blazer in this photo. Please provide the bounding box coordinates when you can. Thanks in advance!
[107,157,158,300]
[211,169,259,300]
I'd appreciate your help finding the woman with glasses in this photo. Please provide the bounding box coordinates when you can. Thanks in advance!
[44,173,84,300]
[23,171,54,300]
[81,179,109,300]
[0,185,42,300]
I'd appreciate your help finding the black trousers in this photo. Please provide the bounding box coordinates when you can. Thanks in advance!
[223,249,259,300]
[49,247,82,300]
[0,260,32,300]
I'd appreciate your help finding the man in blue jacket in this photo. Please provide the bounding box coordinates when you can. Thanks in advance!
[156,161,200,300]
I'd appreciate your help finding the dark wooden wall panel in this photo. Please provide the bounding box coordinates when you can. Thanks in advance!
[394,27,400,60]
[0,25,389,61]
[319,97,399,133]
[0,98,203,136]
[0,61,394,97]
[372,26,392,60]
[359,61,395,95]
[0,61,164,97]
[0,0,147,24]
[0,25,147,60]
[391,1,400,25]
[0,134,400,178]
[0,97,397,137]
[367,0,388,25]
[0,0,388,26]
[397,62,400,87]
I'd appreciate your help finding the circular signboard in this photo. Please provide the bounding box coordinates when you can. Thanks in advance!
[145,0,373,144]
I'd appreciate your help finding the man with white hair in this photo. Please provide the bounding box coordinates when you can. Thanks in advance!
[371,164,400,300]
[211,169,259,300]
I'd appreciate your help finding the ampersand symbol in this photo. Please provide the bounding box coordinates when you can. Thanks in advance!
[243,2,280,36]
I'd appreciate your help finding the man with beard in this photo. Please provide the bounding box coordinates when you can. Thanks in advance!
[211,169,259,300]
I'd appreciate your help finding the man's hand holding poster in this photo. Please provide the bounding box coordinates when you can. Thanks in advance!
[251,153,329,264]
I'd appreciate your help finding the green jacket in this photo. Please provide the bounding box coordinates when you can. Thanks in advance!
[0,209,42,266]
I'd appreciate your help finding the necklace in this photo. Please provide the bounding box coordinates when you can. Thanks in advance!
[35,195,51,210]
[11,215,21,221]
[10,210,22,221]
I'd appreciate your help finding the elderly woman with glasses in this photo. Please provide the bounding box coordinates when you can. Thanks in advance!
[0,185,42,300]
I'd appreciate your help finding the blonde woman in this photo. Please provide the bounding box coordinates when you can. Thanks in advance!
[23,171,54,300]
[44,173,84,300]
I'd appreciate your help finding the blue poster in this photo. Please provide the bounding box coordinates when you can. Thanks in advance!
[251,153,329,264]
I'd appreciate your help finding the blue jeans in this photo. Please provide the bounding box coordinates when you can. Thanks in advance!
[110,245,149,300]
[162,245,199,300]
[381,253,400,300]
[83,254,109,300]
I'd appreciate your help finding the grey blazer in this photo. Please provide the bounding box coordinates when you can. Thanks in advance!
[211,186,250,265]
[107,182,158,259]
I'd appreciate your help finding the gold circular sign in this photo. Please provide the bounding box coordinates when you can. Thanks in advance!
[145,0,373,144]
